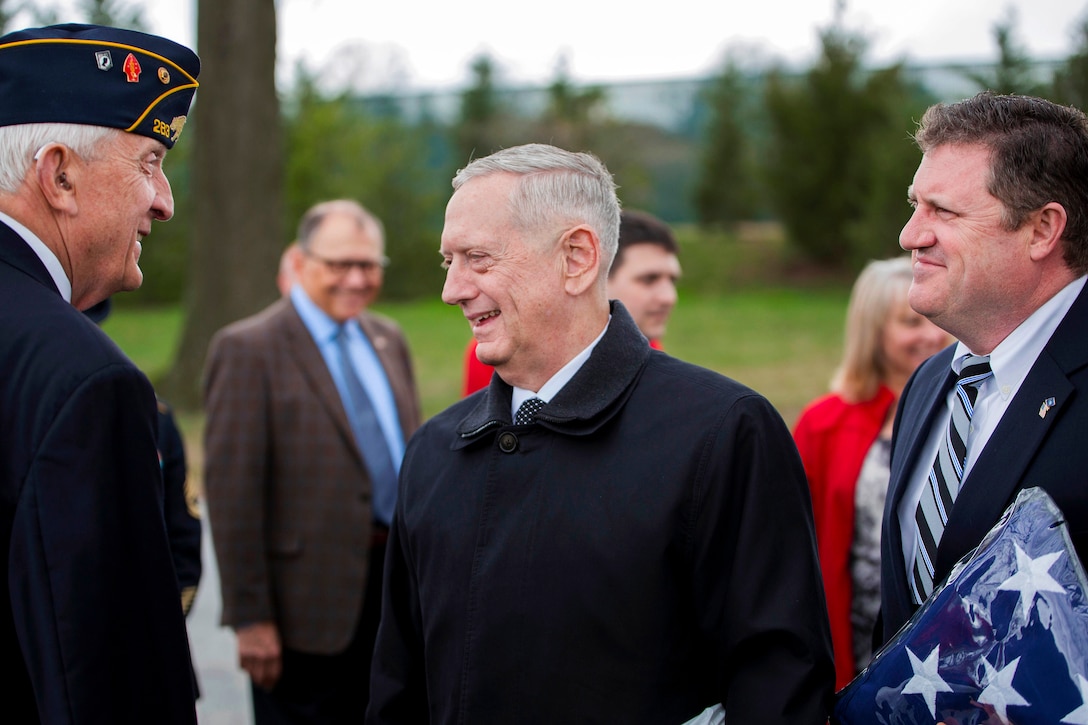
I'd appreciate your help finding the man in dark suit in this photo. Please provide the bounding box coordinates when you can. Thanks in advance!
[879,92,1088,644]
[204,199,422,724]
[368,144,833,724]
[0,24,200,723]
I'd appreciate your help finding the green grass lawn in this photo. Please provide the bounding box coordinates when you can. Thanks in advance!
[103,287,849,430]
[666,288,848,425]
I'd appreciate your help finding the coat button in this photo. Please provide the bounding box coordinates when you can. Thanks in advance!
[498,432,518,453]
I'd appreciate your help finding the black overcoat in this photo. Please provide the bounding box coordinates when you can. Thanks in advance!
[369,302,835,724]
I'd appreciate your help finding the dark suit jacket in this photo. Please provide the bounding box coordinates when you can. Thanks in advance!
[0,223,197,723]
[880,281,1088,643]
[203,296,421,654]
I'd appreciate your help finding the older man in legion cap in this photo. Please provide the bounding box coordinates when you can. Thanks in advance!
[0,23,200,724]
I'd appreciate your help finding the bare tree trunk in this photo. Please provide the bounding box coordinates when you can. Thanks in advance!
[160,0,282,409]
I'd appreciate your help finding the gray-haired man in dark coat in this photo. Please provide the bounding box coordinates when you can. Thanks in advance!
[368,144,835,725]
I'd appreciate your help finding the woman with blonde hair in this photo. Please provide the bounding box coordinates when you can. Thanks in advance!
[793,256,950,689]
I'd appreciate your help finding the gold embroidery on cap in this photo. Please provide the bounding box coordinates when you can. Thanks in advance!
[169,115,187,142]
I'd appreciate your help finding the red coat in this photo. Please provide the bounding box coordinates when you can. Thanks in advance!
[462,339,493,396]
[792,385,895,690]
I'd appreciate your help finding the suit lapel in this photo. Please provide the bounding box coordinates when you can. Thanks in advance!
[884,348,956,605]
[889,356,955,497]
[358,313,418,440]
[939,353,1073,574]
[938,283,1088,577]
[280,301,363,465]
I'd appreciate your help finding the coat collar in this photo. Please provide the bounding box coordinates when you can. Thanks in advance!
[454,301,651,447]
[0,220,58,294]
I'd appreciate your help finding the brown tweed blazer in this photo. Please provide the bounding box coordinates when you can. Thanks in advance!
[203,297,421,654]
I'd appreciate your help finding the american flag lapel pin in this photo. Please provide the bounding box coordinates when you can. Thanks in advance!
[1039,397,1056,419]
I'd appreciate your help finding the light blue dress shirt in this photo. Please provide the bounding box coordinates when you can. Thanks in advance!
[291,285,405,523]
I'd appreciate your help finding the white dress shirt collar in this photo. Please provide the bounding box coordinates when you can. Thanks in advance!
[952,275,1086,406]
[511,316,611,418]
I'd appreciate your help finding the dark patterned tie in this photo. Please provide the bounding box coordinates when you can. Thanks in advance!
[335,325,398,523]
[515,397,545,425]
[911,354,993,602]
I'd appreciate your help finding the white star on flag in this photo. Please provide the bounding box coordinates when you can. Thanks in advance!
[1062,674,1088,724]
[903,644,952,718]
[977,656,1030,723]
[997,543,1065,620]
[833,489,1088,724]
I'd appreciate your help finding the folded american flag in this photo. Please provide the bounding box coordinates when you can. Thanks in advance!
[834,487,1088,724]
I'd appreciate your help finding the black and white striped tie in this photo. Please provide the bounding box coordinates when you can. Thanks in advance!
[911,354,993,603]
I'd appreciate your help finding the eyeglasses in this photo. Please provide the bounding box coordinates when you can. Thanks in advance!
[303,248,389,275]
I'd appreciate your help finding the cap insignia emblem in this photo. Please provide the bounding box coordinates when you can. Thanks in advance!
[157,67,170,84]
[122,53,141,82]
[95,50,113,71]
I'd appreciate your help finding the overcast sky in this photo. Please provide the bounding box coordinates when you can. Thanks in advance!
[68,0,1088,91]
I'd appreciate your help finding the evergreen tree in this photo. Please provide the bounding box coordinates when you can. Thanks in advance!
[695,55,763,229]
[538,54,607,152]
[964,9,1048,96]
[764,21,928,268]
[78,0,145,28]
[454,53,506,164]
[1053,15,1088,109]
[283,68,444,300]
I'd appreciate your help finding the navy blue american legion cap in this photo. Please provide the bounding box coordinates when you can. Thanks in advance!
[0,23,199,149]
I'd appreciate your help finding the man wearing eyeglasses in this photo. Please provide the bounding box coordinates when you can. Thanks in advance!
[204,199,422,725]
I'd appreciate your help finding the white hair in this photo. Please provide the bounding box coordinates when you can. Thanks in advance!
[0,123,117,194]
[453,143,620,269]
